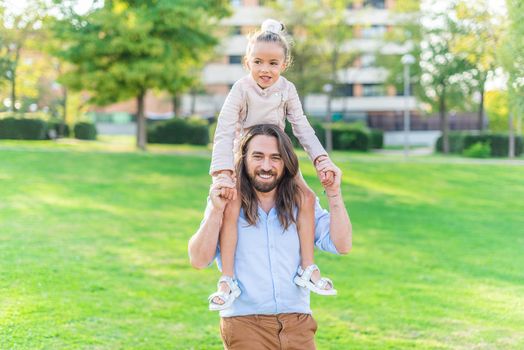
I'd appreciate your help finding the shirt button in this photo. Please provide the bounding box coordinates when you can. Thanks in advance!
[261,91,267,96]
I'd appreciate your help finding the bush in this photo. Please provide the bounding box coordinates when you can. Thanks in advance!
[463,134,523,157]
[331,123,369,151]
[74,122,97,140]
[369,129,384,149]
[435,132,467,153]
[0,117,48,140]
[47,120,70,138]
[148,117,209,145]
[436,132,523,157]
[284,118,326,149]
[463,142,491,158]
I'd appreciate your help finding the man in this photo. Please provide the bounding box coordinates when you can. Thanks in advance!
[188,124,352,349]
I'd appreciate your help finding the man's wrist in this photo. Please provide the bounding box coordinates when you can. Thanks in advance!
[325,189,342,198]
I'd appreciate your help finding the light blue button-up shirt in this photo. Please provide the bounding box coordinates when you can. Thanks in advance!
[211,199,340,317]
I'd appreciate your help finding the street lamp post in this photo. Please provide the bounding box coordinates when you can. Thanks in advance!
[323,83,333,152]
[401,54,415,159]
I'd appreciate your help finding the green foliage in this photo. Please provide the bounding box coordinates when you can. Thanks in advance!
[0,116,48,139]
[49,0,230,148]
[435,132,467,153]
[436,132,523,157]
[50,1,230,105]
[285,120,381,152]
[148,117,209,145]
[47,119,70,138]
[464,134,523,157]
[330,123,369,151]
[485,90,510,132]
[463,141,491,158]
[376,0,422,97]
[369,129,384,149]
[74,121,97,140]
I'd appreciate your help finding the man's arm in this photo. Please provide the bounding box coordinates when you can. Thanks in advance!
[188,177,233,269]
[316,158,352,254]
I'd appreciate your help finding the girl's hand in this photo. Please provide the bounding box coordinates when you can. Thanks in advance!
[212,170,237,201]
[314,155,336,187]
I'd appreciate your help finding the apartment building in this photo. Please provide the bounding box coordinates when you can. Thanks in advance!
[92,0,476,136]
[189,0,420,131]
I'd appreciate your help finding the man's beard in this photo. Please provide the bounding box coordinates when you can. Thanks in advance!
[249,170,282,193]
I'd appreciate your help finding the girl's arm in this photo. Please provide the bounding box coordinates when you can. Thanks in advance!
[210,81,245,176]
[285,81,327,164]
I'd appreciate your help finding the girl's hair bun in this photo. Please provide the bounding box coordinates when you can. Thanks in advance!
[261,19,284,34]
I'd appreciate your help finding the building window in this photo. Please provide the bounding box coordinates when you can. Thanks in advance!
[336,84,354,97]
[231,26,242,35]
[363,0,385,9]
[361,25,387,39]
[229,55,242,64]
[362,84,386,97]
[360,54,376,68]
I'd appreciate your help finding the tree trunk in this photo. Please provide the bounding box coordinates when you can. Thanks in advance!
[136,91,147,151]
[190,88,196,115]
[172,93,182,117]
[509,110,515,159]
[478,86,485,131]
[10,48,20,112]
[60,86,68,137]
[439,90,449,154]
[325,50,338,153]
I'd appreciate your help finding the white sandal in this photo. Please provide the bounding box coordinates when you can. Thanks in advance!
[294,264,337,296]
[208,276,241,311]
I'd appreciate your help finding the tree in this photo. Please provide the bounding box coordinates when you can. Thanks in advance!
[419,0,473,154]
[451,0,504,131]
[376,0,422,114]
[312,0,356,152]
[500,0,524,157]
[0,0,45,112]
[271,0,329,111]
[51,0,229,150]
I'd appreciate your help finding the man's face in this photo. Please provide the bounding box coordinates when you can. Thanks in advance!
[245,135,285,193]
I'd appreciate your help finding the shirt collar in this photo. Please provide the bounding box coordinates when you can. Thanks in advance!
[247,74,283,96]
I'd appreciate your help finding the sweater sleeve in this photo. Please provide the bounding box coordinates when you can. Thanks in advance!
[210,81,244,175]
[285,81,327,163]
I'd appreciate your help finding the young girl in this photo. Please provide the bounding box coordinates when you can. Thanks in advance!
[208,19,338,311]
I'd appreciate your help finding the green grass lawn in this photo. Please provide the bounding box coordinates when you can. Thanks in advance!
[0,140,523,349]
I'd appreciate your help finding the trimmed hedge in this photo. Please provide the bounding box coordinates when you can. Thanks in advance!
[436,132,523,157]
[148,117,209,145]
[74,122,97,140]
[0,117,48,140]
[47,120,71,138]
[285,120,383,152]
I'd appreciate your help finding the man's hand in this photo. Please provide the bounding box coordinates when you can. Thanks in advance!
[315,157,342,197]
[210,173,236,211]
[314,155,336,188]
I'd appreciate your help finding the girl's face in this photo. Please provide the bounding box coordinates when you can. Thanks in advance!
[246,41,287,89]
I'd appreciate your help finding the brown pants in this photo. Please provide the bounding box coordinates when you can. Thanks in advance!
[220,313,317,350]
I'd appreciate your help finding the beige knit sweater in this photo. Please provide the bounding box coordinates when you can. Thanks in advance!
[210,75,327,175]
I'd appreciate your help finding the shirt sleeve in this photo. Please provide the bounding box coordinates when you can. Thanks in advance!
[285,81,327,163]
[313,198,340,255]
[210,80,244,175]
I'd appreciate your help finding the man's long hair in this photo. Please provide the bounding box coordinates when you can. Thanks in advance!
[236,124,301,229]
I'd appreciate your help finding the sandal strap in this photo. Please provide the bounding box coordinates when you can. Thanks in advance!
[208,290,230,303]
[298,264,319,282]
[315,277,333,290]
[217,275,240,294]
